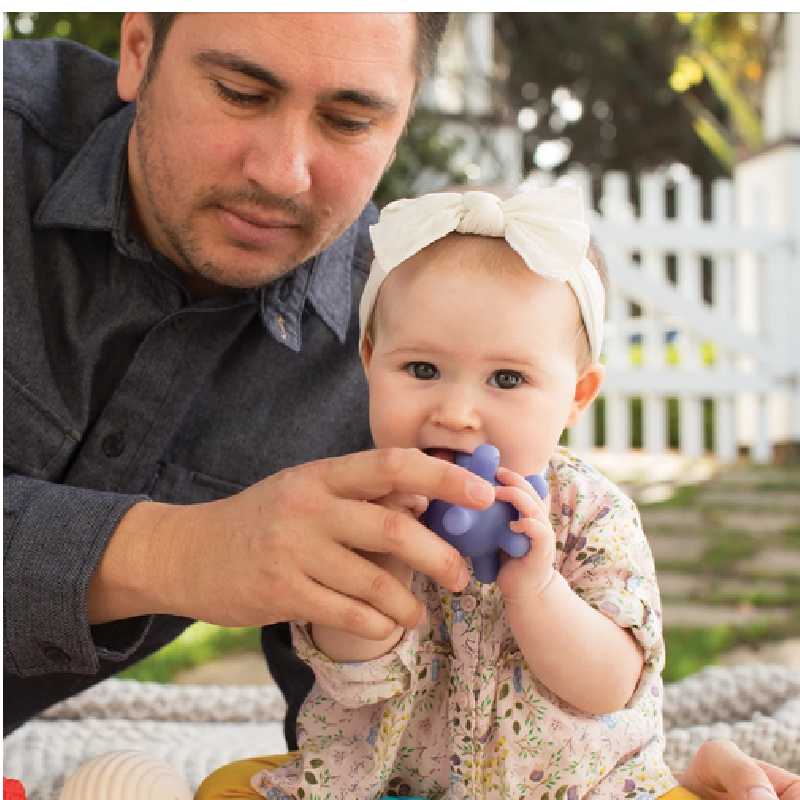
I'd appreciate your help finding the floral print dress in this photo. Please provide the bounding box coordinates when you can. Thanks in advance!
[252,449,678,800]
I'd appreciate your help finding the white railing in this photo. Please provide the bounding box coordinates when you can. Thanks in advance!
[560,161,799,464]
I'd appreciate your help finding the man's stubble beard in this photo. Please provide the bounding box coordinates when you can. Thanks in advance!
[132,92,326,291]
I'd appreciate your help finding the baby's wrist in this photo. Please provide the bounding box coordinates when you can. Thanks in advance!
[504,566,560,610]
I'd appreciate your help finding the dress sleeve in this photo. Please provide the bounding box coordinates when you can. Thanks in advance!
[3,473,152,677]
[557,487,663,665]
[291,621,420,709]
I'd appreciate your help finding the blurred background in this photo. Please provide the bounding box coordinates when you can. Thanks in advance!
[6,11,799,684]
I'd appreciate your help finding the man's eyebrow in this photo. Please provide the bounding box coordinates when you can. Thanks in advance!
[194,50,398,114]
[323,89,398,114]
[194,50,287,91]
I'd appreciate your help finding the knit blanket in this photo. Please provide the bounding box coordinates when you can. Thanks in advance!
[5,664,799,800]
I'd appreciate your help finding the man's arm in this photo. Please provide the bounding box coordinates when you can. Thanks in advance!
[4,473,149,677]
[88,448,493,639]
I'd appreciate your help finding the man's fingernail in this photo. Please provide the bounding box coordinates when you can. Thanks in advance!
[457,566,470,590]
[467,479,493,505]
[747,787,778,800]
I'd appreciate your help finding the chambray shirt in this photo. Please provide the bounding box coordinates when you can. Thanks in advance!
[3,38,375,743]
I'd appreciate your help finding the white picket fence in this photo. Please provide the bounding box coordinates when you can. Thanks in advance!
[559,160,799,464]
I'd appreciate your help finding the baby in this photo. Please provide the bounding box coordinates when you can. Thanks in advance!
[233,186,682,799]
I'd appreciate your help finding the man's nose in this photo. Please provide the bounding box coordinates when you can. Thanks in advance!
[242,116,312,197]
[431,391,481,431]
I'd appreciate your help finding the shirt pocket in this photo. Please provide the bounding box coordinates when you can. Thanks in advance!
[3,369,81,480]
[147,461,247,504]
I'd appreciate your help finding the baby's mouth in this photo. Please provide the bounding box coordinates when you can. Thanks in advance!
[424,447,469,463]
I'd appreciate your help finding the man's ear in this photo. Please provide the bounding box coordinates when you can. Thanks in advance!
[565,363,605,428]
[117,13,155,102]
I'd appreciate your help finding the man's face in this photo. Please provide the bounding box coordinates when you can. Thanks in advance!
[118,13,417,293]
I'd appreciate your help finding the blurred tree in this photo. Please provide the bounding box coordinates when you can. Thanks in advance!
[669,12,769,168]
[5,11,123,58]
[493,12,774,178]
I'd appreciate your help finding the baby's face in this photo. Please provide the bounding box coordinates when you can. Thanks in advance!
[363,236,602,476]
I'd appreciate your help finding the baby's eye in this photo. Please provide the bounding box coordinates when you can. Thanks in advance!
[405,362,439,381]
[490,370,525,389]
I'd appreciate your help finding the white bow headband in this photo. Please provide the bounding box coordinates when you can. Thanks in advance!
[359,186,605,363]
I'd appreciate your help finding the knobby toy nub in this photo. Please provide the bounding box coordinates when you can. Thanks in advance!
[422,444,548,583]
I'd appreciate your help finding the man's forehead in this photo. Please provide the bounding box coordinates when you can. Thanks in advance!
[174,13,416,71]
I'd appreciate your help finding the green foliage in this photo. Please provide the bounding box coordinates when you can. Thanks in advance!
[118,623,261,683]
[375,110,467,205]
[664,619,800,682]
[4,12,123,59]
[670,13,768,168]
[702,531,758,569]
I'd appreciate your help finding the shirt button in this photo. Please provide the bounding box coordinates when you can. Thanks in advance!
[171,316,187,332]
[102,431,126,458]
[460,595,477,612]
[42,643,71,667]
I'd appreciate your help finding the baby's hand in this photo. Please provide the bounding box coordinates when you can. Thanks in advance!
[359,493,429,590]
[495,467,556,605]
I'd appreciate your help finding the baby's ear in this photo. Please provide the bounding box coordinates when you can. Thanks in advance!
[566,363,605,427]
[360,335,374,370]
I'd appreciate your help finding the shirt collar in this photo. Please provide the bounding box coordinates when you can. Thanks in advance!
[32,101,357,351]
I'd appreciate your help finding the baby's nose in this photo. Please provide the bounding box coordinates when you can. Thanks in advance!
[432,395,481,430]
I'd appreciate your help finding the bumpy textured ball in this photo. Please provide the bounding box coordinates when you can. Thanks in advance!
[59,750,192,800]
[422,444,547,583]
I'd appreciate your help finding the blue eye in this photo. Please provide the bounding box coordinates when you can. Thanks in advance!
[490,370,525,389]
[406,362,439,380]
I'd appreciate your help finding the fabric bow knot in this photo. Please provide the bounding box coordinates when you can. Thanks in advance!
[360,185,605,362]
[370,185,590,282]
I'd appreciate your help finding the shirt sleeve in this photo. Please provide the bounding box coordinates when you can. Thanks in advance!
[557,484,663,666]
[3,473,153,677]
[291,621,420,709]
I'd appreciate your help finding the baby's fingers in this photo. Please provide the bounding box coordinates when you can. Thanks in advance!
[495,484,547,523]
[496,467,548,510]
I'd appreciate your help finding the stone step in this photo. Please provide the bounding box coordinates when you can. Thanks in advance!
[642,510,798,537]
[736,548,800,577]
[657,572,791,599]
[712,468,800,488]
[648,534,706,563]
[661,602,792,628]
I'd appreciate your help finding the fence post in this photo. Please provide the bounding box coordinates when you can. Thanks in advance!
[734,14,800,464]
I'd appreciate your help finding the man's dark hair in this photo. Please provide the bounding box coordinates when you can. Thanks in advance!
[144,13,448,87]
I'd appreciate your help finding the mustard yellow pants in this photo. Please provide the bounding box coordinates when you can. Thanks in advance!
[195,753,700,799]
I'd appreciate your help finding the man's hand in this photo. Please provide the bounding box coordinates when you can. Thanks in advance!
[88,448,493,640]
[680,739,799,799]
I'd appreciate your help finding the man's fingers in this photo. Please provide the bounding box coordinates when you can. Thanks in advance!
[305,544,424,629]
[323,448,494,508]
[313,496,468,593]
[292,573,401,640]
[755,759,800,799]
[380,492,429,517]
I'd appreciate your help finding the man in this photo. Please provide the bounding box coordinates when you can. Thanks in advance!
[4,16,799,799]
[4,12,490,745]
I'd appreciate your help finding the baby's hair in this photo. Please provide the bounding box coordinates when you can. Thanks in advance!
[365,234,609,371]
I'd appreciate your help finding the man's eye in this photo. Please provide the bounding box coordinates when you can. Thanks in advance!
[324,114,373,134]
[490,370,525,389]
[213,80,264,106]
[405,362,439,381]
